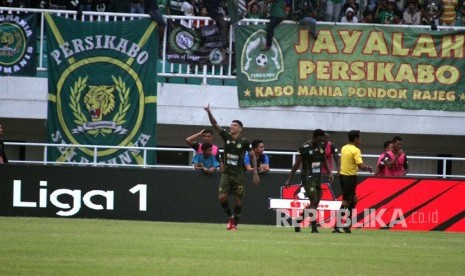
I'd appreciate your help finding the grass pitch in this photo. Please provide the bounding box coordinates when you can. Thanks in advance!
[0,217,464,275]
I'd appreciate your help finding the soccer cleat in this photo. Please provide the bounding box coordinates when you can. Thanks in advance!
[343,227,352,233]
[332,227,344,233]
[293,217,303,232]
[311,227,319,233]
[227,217,235,230]
[229,225,237,231]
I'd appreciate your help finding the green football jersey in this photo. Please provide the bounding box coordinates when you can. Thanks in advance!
[220,130,251,174]
[298,141,326,185]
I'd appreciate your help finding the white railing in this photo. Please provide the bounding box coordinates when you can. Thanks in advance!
[4,141,465,179]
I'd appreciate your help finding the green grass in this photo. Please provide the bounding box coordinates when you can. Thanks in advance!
[0,217,464,275]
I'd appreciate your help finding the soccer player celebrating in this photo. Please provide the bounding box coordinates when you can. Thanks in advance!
[285,129,334,233]
[204,104,260,230]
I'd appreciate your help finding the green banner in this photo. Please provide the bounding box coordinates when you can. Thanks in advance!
[0,13,37,76]
[235,24,465,111]
[46,14,158,165]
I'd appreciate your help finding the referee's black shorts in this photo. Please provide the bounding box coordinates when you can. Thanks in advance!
[339,174,358,202]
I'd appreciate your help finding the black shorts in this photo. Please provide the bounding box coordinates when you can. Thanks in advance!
[339,174,358,202]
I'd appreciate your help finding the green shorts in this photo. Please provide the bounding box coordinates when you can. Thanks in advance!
[219,172,245,198]
[302,180,322,201]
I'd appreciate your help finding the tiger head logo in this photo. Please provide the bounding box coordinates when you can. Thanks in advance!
[84,85,116,122]
[0,31,15,49]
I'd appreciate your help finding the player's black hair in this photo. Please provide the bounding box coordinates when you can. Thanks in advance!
[202,129,214,135]
[392,136,402,143]
[232,120,243,128]
[383,140,392,149]
[313,129,325,139]
[348,130,361,142]
[201,142,213,151]
[252,139,263,149]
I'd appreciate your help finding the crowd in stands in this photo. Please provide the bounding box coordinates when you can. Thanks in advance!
[4,0,465,27]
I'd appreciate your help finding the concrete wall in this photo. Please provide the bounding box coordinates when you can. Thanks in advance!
[2,76,465,136]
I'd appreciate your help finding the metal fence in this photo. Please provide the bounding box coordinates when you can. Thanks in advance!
[4,141,465,179]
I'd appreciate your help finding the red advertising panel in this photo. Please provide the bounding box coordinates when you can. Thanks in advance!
[355,178,465,232]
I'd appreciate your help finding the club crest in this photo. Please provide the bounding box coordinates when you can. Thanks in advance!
[240,30,284,82]
[70,76,129,136]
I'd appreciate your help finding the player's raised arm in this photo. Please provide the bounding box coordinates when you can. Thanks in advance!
[204,104,222,133]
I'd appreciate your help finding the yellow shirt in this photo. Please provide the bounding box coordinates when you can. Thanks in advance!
[340,144,363,176]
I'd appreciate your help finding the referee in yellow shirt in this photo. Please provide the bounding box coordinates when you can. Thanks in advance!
[333,130,372,233]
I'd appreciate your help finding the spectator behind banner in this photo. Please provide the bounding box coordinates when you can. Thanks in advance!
[145,0,168,26]
[247,2,264,19]
[157,0,168,15]
[440,0,458,26]
[290,0,318,39]
[341,0,360,19]
[130,0,144,13]
[94,0,113,12]
[168,0,184,15]
[262,0,288,51]
[366,0,379,13]
[326,0,345,22]
[145,0,167,58]
[374,140,393,176]
[402,0,422,25]
[392,9,403,24]
[359,9,375,23]
[341,7,358,22]
[374,0,389,23]
[205,0,229,51]
[0,123,8,164]
[244,139,270,174]
[422,0,443,27]
[192,142,220,175]
[78,0,92,11]
[379,136,409,177]
[377,0,396,24]
[181,0,196,27]
[195,5,209,27]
